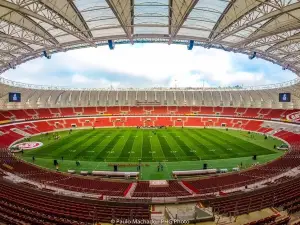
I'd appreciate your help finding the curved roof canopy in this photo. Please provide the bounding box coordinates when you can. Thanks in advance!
[1,0,300,75]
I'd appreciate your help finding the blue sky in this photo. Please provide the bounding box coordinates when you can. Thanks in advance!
[2,43,296,88]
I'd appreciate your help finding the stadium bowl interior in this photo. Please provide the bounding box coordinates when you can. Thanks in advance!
[0,0,300,224]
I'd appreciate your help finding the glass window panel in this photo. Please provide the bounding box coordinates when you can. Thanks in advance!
[178,28,210,38]
[135,26,168,34]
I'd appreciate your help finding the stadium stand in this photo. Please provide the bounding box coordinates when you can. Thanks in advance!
[0,178,150,224]
[1,0,300,222]
[0,95,299,222]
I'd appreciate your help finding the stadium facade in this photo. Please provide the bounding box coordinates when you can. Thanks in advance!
[1,77,300,109]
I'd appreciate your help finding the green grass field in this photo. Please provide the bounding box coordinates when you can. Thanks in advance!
[17,128,285,180]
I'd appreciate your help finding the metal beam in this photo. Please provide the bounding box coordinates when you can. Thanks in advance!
[130,0,134,36]
[0,7,58,45]
[265,32,300,53]
[169,0,173,36]
[232,22,300,48]
[168,0,199,44]
[208,0,237,40]
[0,0,95,47]
[0,33,34,51]
[67,0,93,38]
[0,32,50,48]
[216,1,300,43]
[106,0,133,44]
[21,15,59,45]
[0,50,16,59]
[281,50,300,60]
[42,0,93,39]
[211,0,266,40]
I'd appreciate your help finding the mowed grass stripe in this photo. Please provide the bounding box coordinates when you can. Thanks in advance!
[93,132,123,161]
[24,130,88,157]
[167,131,199,160]
[117,130,137,162]
[182,129,220,158]
[142,131,153,161]
[197,129,248,157]
[163,131,190,159]
[105,131,131,161]
[205,129,257,157]
[20,128,283,166]
[150,133,167,161]
[72,131,113,160]
[44,130,87,148]
[51,130,99,158]
[191,129,231,158]
[179,129,217,159]
[128,131,142,161]
[156,133,178,161]
[210,129,274,155]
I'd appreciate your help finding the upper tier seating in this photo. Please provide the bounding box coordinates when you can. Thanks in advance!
[0,111,14,120]
[0,107,299,123]
[83,107,98,115]
[200,107,214,115]
[60,108,76,117]
[243,108,261,118]
[221,107,237,116]
[36,108,52,118]
[106,107,121,115]
[49,108,61,115]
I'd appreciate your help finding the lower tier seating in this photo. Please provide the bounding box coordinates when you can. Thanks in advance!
[132,181,190,197]
[206,175,300,216]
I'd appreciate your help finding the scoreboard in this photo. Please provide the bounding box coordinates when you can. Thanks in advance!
[279,93,291,102]
[8,92,21,102]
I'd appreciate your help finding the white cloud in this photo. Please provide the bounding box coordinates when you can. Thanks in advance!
[71,74,121,88]
[1,43,296,88]
[72,74,91,84]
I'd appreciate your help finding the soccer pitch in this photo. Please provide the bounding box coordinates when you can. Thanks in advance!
[19,128,285,180]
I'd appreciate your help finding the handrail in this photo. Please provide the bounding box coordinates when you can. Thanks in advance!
[0,76,299,91]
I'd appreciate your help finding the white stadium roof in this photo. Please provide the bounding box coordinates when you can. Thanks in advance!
[1,0,300,75]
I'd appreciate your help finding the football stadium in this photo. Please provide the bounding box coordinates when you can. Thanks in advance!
[0,0,300,225]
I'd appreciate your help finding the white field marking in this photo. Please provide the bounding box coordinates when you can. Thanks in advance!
[227,148,232,151]
[87,151,95,153]
[209,149,216,152]
[94,161,103,171]
[69,150,77,152]
[190,150,196,153]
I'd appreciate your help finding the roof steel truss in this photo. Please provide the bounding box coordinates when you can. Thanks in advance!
[0,0,298,77]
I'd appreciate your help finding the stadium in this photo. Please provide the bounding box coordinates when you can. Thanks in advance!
[0,0,300,225]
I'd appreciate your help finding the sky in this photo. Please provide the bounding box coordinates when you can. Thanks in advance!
[2,43,297,88]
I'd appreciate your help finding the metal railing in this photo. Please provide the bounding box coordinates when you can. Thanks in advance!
[1,76,299,91]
